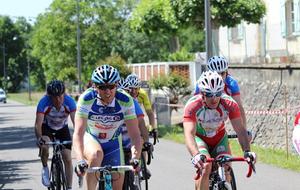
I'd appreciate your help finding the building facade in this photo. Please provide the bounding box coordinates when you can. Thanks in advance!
[218,0,300,64]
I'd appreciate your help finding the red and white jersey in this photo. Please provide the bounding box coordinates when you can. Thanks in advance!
[183,94,241,140]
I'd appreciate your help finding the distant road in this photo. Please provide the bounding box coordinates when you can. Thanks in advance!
[1,100,300,189]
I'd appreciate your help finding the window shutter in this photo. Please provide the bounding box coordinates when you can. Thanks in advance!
[293,0,300,35]
[280,0,287,37]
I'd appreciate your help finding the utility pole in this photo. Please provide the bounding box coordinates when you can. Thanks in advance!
[205,0,213,62]
[2,43,6,91]
[76,0,82,93]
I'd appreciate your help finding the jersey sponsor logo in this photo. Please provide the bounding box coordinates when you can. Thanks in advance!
[90,114,122,123]
[98,133,107,139]
[216,145,226,153]
[78,107,89,113]
[95,123,114,130]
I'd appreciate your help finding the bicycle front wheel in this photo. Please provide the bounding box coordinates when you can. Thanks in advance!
[140,153,149,190]
[51,158,67,190]
[229,168,237,190]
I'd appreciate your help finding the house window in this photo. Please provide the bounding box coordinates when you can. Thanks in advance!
[281,0,300,37]
[228,23,244,42]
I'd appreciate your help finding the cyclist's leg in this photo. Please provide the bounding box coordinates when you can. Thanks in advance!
[101,135,124,190]
[58,126,73,189]
[210,133,232,182]
[40,125,53,187]
[83,132,104,190]
[194,136,211,190]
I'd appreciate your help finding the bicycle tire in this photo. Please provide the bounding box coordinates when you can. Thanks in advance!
[50,157,61,190]
[229,168,237,190]
[57,158,68,190]
[140,153,148,190]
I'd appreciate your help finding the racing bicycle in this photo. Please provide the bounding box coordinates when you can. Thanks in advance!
[44,136,72,190]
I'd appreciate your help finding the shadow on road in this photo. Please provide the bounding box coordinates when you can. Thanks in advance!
[0,126,36,150]
[0,159,40,189]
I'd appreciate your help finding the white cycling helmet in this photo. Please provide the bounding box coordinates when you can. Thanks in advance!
[126,74,141,88]
[197,71,224,94]
[118,77,130,90]
[207,56,229,73]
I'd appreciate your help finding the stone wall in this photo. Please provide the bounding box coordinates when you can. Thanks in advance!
[228,65,300,153]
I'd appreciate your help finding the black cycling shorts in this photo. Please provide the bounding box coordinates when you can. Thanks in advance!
[42,125,72,150]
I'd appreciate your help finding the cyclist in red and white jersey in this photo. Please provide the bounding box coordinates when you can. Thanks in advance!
[292,111,300,155]
[183,71,256,190]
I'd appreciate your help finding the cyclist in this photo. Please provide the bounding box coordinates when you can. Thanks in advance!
[34,80,76,189]
[183,71,256,190]
[126,74,158,140]
[194,56,250,141]
[73,65,142,190]
[118,77,149,145]
[292,111,300,155]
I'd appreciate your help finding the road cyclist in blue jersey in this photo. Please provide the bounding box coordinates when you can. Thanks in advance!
[73,65,142,190]
[194,56,250,142]
[34,80,76,189]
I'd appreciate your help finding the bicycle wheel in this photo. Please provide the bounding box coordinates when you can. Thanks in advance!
[50,157,61,190]
[57,158,68,190]
[229,168,237,190]
[140,154,148,190]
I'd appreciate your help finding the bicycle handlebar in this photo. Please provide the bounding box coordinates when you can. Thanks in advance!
[86,165,134,173]
[194,156,255,180]
[45,140,72,145]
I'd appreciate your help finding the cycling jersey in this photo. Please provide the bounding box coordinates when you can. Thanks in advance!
[122,99,144,149]
[137,88,152,110]
[294,111,300,126]
[76,88,136,143]
[183,94,241,147]
[194,74,240,96]
[293,111,300,154]
[37,95,76,130]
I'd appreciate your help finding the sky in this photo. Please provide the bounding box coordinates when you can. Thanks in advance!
[0,0,53,19]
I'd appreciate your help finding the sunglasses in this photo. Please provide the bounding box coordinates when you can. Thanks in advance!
[204,91,223,98]
[96,84,116,90]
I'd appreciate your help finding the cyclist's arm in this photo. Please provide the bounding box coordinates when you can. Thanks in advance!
[145,109,156,129]
[73,115,87,161]
[232,95,246,129]
[125,118,142,159]
[183,121,199,157]
[231,117,251,152]
[138,116,149,143]
[34,113,44,139]
[70,111,75,128]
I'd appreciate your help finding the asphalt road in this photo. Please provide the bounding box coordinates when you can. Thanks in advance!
[1,100,300,190]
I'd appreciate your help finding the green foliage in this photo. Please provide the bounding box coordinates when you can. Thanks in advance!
[96,54,131,78]
[148,74,168,89]
[0,16,29,92]
[130,0,178,34]
[166,48,194,61]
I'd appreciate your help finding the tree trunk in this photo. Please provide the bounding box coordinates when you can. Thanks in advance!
[169,36,180,53]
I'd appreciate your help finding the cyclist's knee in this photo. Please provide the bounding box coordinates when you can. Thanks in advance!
[201,163,212,178]
[86,149,103,164]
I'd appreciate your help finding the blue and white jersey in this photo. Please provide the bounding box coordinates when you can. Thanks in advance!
[194,74,240,96]
[122,99,144,149]
[36,95,76,130]
[76,88,136,143]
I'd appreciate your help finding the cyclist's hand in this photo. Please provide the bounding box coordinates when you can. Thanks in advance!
[150,128,159,144]
[143,142,154,153]
[191,153,207,169]
[244,151,257,164]
[36,137,46,147]
[130,158,140,173]
[75,160,88,176]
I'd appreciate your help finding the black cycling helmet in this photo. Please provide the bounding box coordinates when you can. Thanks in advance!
[47,80,65,96]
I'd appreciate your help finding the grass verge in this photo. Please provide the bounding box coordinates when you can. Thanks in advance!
[158,125,300,172]
[7,92,45,106]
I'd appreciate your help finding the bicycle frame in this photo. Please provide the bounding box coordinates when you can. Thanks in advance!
[85,165,134,190]
[46,137,72,190]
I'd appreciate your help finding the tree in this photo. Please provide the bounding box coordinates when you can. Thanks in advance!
[0,16,29,92]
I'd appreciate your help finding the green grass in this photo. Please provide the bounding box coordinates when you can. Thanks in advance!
[7,92,45,106]
[158,125,300,172]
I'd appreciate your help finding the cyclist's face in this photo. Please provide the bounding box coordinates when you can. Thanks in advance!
[202,92,222,109]
[96,83,117,104]
[218,71,227,80]
[51,94,64,108]
[129,87,139,98]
